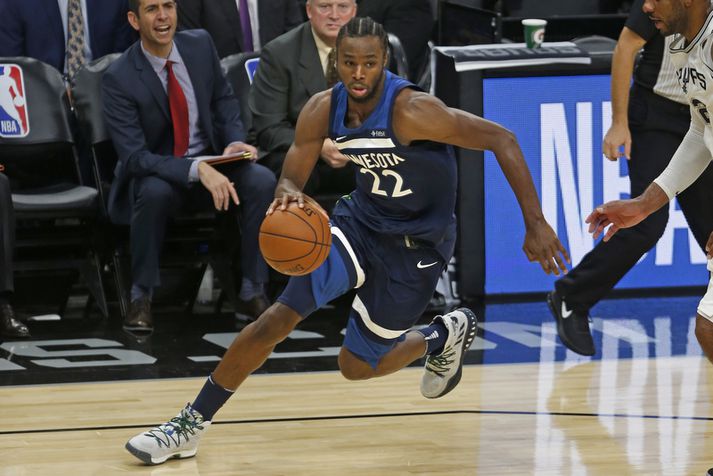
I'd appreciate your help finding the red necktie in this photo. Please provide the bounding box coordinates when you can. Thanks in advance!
[166,61,189,157]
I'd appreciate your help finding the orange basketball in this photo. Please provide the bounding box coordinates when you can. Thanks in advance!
[259,197,331,276]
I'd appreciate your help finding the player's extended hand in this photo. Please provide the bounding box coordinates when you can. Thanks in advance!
[197,162,239,211]
[321,139,350,168]
[585,198,647,241]
[602,122,631,161]
[522,220,570,276]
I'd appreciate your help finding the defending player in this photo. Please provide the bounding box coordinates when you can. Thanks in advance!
[125,17,570,465]
[587,0,713,364]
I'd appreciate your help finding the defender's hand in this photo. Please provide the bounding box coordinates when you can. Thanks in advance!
[586,199,646,241]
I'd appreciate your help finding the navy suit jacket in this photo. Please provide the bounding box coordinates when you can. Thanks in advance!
[177,0,303,58]
[102,30,246,225]
[0,0,134,73]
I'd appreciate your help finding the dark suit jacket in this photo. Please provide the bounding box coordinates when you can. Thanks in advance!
[102,30,246,225]
[0,0,134,73]
[248,22,325,155]
[357,0,434,80]
[177,0,303,58]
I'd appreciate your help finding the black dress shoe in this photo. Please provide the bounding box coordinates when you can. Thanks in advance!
[235,295,270,322]
[0,303,30,339]
[123,296,153,335]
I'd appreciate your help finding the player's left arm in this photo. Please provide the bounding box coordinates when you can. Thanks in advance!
[394,90,570,275]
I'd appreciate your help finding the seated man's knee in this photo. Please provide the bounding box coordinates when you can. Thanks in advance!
[134,177,176,209]
[338,347,375,381]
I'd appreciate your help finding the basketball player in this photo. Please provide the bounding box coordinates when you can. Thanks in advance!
[125,17,569,465]
[549,0,713,356]
[587,0,713,364]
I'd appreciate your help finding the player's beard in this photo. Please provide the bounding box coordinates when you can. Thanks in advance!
[349,68,385,104]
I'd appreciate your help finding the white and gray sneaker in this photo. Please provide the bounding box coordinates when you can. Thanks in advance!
[125,403,211,465]
[420,308,478,399]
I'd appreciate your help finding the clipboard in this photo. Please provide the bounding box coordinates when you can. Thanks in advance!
[191,151,253,166]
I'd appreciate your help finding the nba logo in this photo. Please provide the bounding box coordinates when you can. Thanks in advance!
[0,64,30,138]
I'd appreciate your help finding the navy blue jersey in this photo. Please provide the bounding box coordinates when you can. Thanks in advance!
[328,71,458,249]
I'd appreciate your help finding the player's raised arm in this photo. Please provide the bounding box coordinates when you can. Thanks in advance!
[269,91,332,213]
[393,90,570,275]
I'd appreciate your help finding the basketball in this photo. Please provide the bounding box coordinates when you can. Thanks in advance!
[259,197,331,276]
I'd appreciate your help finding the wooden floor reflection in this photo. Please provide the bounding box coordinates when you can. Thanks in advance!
[2,355,712,475]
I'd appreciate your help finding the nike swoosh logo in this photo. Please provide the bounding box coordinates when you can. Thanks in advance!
[561,301,573,319]
[417,261,439,269]
[335,136,348,142]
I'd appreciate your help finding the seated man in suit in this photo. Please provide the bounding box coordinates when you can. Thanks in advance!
[0,0,135,81]
[177,0,303,58]
[248,0,357,197]
[357,0,434,81]
[102,0,276,333]
[0,172,30,339]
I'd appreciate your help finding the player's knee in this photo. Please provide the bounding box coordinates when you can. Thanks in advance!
[695,314,713,345]
[250,304,300,345]
[338,348,375,381]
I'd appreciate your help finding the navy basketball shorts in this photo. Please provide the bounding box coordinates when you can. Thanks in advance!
[277,212,451,369]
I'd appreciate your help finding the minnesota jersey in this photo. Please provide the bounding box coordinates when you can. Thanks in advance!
[328,71,458,249]
[669,10,713,146]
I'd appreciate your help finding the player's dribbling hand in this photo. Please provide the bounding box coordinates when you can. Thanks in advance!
[523,221,570,276]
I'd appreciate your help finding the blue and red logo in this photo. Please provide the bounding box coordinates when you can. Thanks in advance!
[0,64,29,138]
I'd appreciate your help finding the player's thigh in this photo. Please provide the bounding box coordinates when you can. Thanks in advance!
[340,235,445,368]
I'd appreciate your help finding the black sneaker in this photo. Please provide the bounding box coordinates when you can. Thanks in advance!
[547,291,595,356]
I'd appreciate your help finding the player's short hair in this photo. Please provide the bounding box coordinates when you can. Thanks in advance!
[336,17,389,59]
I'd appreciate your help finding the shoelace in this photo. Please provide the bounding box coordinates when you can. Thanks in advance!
[425,346,457,377]
[145,411,204,448]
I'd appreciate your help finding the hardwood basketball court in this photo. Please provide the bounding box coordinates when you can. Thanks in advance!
[1,294,712,474]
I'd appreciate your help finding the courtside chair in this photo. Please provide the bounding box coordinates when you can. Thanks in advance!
[220,51,260,145]
[0,56,108,318]
[72,55,244,319]
[387,33,410,80]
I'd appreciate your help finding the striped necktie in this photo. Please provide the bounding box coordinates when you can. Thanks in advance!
[239,0,254,52]
[66,0,86,80]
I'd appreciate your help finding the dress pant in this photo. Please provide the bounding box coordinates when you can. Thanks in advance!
[0,173,14,294]
[555,85,713,313]
[129,160,276,289]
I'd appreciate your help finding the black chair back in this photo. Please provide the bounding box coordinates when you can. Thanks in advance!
[387,33,410,80]
[0,56,107,317]
[221,52,260,134]
[72,54,122,213]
